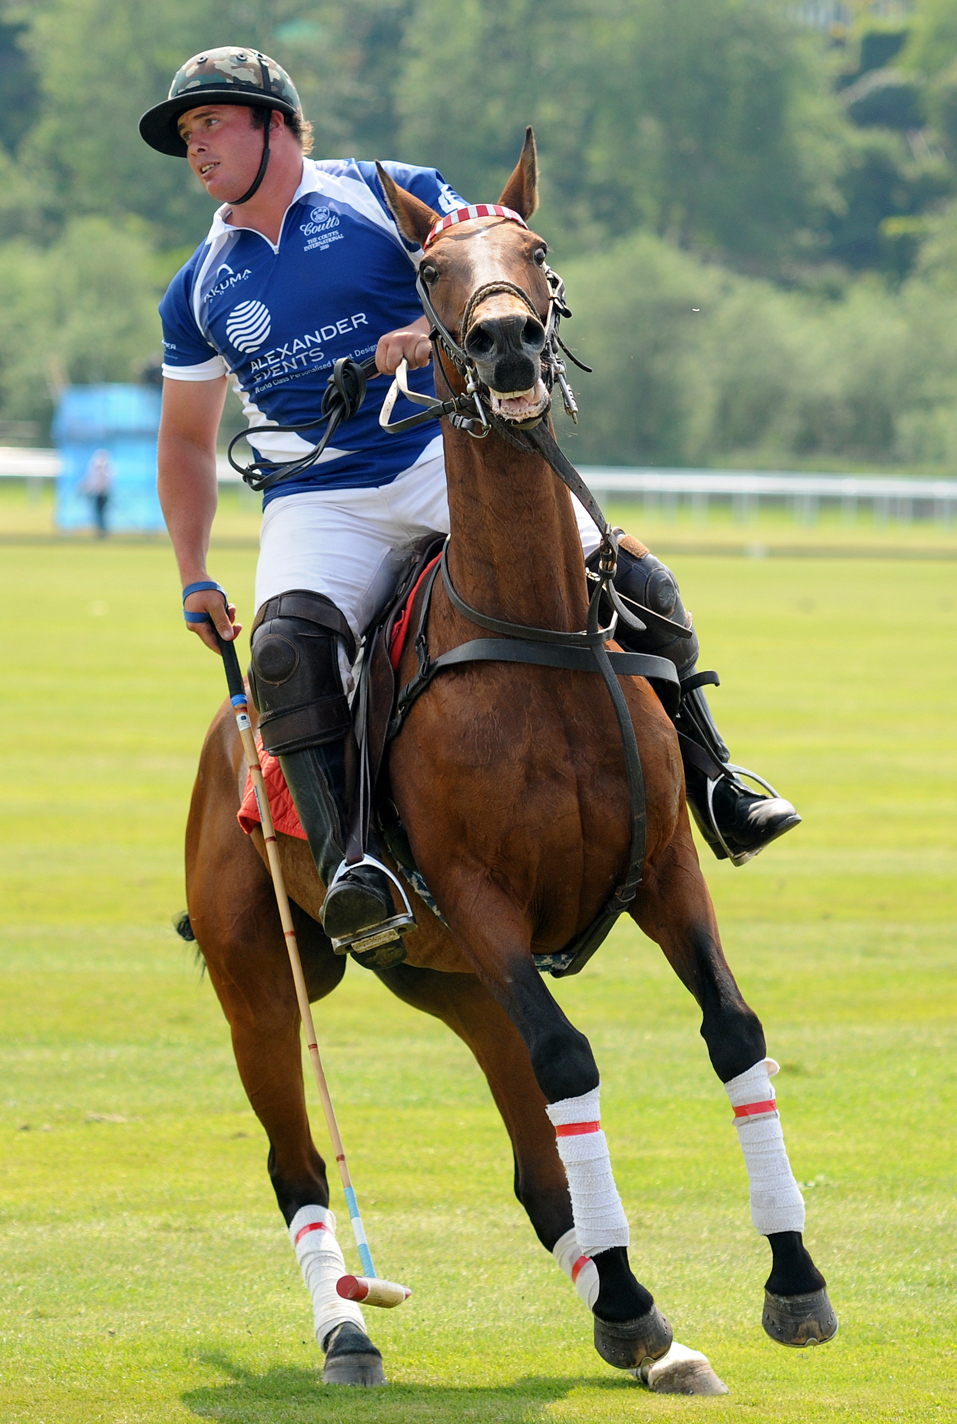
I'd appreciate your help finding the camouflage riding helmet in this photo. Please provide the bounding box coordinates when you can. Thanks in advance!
[139,47,301,156]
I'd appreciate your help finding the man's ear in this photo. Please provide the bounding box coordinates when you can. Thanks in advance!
[497,127,538,219]
[376,162,440,248]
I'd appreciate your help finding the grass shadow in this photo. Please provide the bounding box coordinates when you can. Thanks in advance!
[182,1350,637,1422]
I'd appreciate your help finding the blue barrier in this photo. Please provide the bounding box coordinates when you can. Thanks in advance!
[53,384,163,533]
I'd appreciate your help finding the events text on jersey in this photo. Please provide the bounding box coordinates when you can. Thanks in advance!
[247,312,369,383]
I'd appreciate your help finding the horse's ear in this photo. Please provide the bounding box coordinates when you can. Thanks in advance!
[498,127,538,220]
[376,162,440,249]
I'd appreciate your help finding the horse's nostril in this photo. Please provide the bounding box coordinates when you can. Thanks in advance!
[522,316,545,352]
[468,326,495,357]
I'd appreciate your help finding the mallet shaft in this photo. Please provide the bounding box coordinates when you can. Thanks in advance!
[216,634,378,1281]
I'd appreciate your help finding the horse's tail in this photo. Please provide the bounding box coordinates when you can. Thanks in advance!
[174,910,207,973]
[173,910,196,942]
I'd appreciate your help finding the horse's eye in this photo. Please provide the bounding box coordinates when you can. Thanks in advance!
[533,247,547,266]
[420,263,439,286]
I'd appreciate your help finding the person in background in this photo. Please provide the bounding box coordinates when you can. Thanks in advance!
[78,448,114,538]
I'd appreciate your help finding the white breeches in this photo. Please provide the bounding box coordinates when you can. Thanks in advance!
[255,435,603,683]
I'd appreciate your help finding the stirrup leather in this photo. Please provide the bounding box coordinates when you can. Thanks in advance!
[703,764,784,868]
[325,854,417,954]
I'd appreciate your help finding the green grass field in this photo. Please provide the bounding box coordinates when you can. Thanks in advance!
[1,532,955,1422]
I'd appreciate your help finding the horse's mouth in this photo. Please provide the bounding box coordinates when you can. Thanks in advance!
[487,379,550,423]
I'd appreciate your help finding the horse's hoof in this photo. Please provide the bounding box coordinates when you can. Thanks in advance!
[594,1304,673,1370]
[632,1341,729,1395]
[763,1287,838,1347]
[321,1321,387,1386]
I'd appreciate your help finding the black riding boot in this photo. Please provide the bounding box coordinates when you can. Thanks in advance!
[248,589,412,964]
[587,539,801,865]
[278,742,410,965]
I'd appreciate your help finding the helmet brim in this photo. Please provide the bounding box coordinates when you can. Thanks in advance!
[139,88,299,156]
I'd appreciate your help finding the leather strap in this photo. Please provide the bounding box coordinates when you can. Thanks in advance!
[676,730,726,782]
[521,423,610,539]
[681,669,721,694]
[390,637,677,739]
[441,547,609,648]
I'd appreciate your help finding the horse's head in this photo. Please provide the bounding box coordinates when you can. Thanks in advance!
[378,130,565,427]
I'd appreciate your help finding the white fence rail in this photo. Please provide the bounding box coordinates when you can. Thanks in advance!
[580,467,957,524]
[4,448,956,524]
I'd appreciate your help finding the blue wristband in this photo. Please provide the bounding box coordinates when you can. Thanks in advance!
[182,580,228,625]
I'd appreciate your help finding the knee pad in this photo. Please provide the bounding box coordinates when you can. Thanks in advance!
[588,540,699,676]
[249,591,357,756]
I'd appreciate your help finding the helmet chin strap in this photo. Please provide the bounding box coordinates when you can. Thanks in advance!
[231,55,274,206]
[230,109,272,205]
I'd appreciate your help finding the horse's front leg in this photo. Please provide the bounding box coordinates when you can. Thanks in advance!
[435,889,674,1371]
[186,726,385,1385]
[633,824,838,1347]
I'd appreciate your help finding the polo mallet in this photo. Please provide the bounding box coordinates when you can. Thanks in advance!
[204,604,410,1309]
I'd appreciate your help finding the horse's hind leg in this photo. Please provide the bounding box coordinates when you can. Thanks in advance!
[634,827,838,1347]
[374,963,575,1248]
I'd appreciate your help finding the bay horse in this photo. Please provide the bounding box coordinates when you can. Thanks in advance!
[183,133,836,1393]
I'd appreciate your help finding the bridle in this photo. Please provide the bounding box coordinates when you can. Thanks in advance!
[226,208,588,496]
[379,207,590,445]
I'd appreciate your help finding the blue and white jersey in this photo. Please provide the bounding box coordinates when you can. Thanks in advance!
[160,158,464,502]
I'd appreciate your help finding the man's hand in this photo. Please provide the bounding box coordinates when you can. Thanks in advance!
[182,586,242,654]
[376,314,432,375]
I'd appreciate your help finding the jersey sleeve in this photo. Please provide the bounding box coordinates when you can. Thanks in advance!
[159,260,228,382]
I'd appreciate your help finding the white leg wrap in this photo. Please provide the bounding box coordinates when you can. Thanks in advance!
[552,1226,600,1310]
[288,1205,366,1345]
[546,1086,630,1256]
[724,1058,805,1235]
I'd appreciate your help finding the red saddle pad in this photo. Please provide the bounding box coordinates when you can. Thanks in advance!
[238,733,308,841]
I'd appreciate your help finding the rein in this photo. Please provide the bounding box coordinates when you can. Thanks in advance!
[228,354,379,493]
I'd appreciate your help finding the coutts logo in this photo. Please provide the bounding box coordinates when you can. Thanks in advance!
[300,206,340,238]
[226,300,271,353]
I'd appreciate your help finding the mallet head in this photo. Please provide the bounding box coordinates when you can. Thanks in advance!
[337,1275,411,1308]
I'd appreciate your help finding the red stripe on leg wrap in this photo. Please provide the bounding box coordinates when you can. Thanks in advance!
[734,1100,777,1117]
[294,1221,328,1246]
[555,1120,601,1137]
[571,1254,590,1282]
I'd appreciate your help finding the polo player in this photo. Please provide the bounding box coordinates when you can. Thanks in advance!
[143,47,799,965]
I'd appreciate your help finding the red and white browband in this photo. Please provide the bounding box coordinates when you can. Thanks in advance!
[424,204,528,249]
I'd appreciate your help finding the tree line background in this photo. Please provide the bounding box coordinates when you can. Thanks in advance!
[5,0,957,468]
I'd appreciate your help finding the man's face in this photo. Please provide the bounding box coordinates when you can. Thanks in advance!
[178,104,268,202]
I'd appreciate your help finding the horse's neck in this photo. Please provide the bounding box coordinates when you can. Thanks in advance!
[442,429,589,632]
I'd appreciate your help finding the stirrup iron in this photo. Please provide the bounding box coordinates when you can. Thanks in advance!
[326,854,417,954]
[704,763,783,868]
